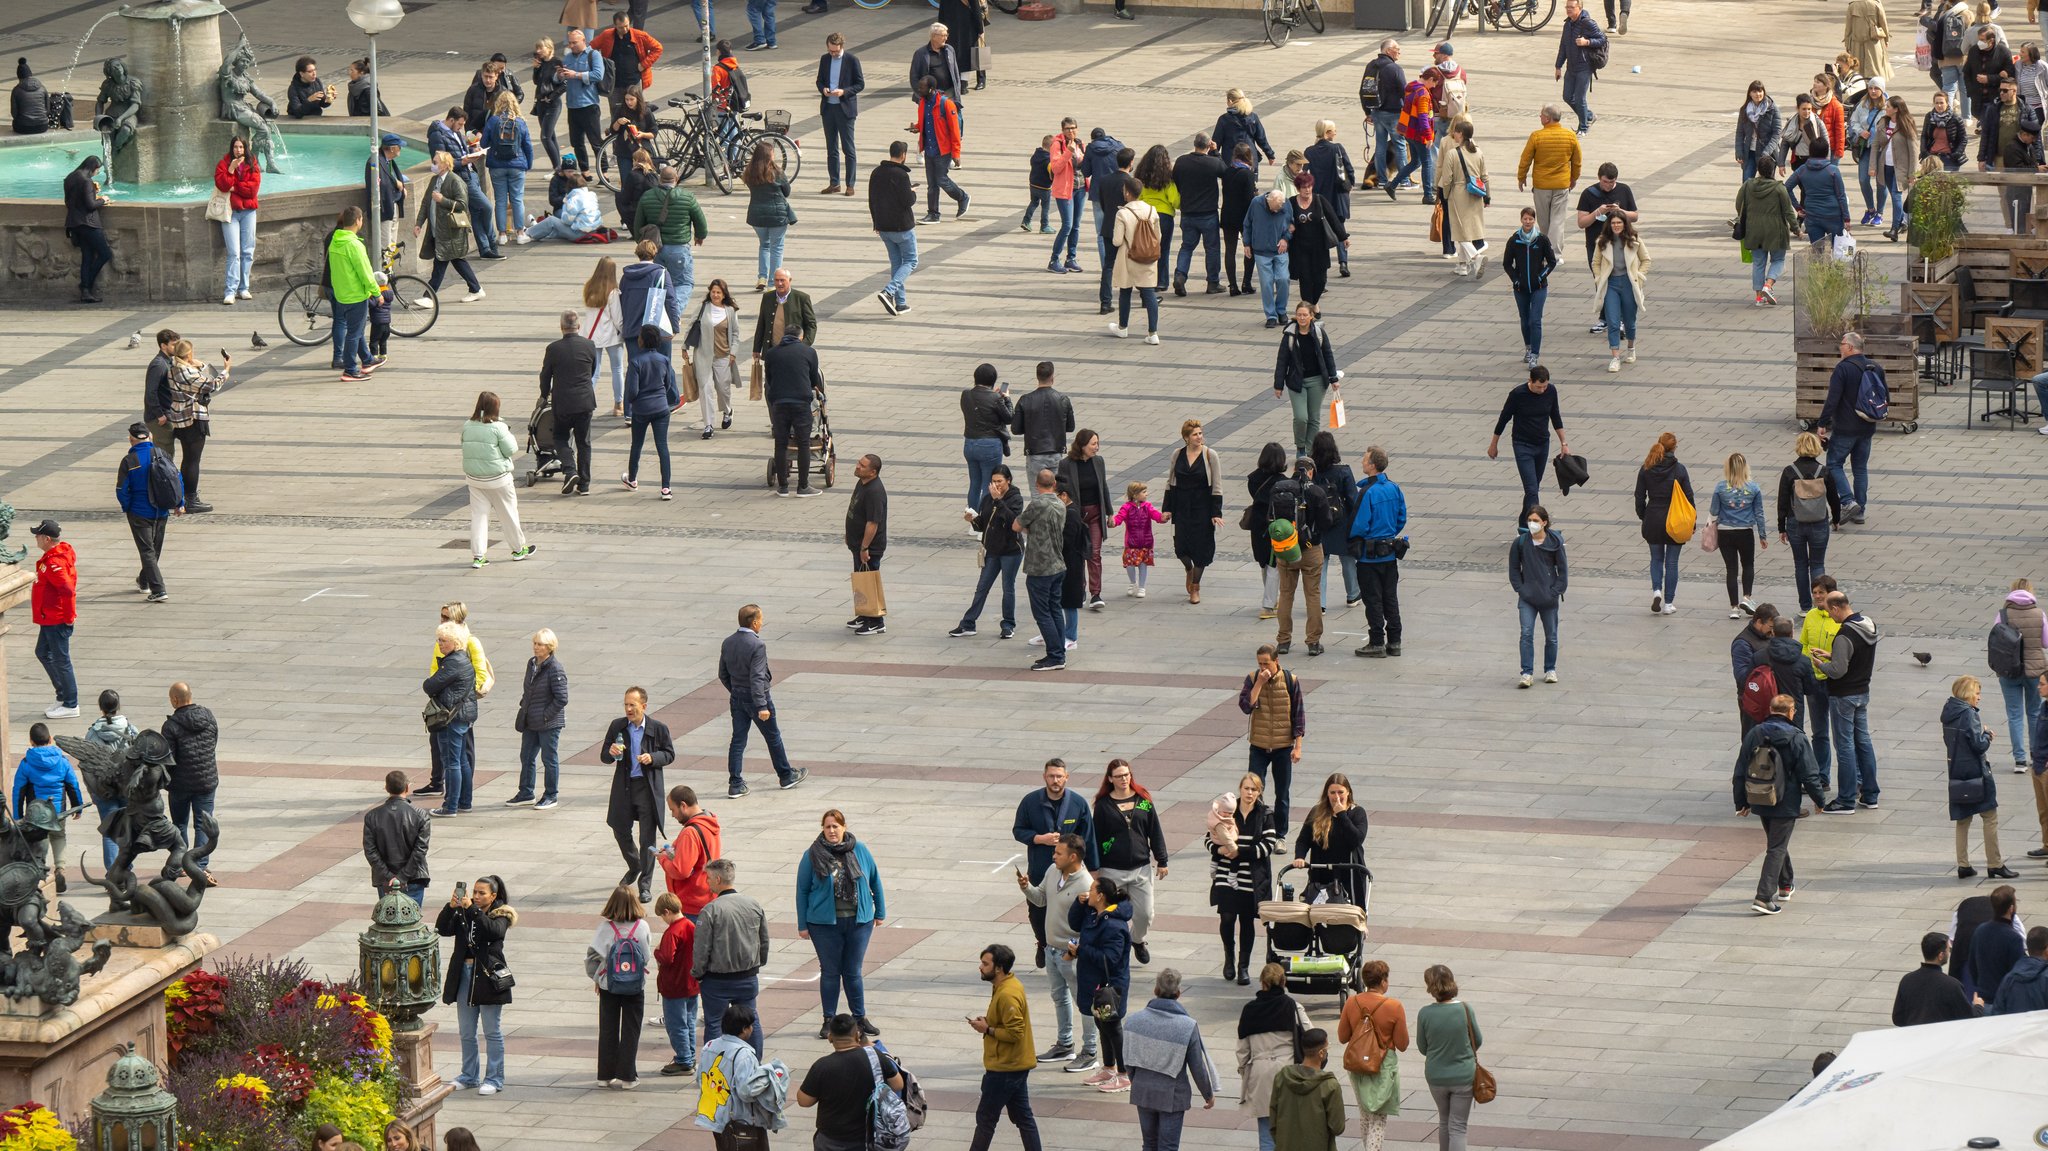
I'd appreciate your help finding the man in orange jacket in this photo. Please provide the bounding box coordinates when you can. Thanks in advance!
[657,785,724,917]
[592,12,664,110]
[910,76,968,223]
[30,519,78,719]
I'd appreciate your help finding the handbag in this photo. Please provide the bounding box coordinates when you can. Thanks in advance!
[1466,1005,1496,1104]
[1949,774,1987,806]
[1237,505,1260,531]
[205,187,233,223]
[1730,197,1747,242]
[749,356,764,401]
[422,699,458,732]
[1428,198,1445,243]
[1699,518,1719,552]
[478,955,516,993]
[1458,151,1488,205]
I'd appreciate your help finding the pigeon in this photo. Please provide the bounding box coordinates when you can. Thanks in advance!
[124,330,143,349]
[250,331,269,349]
[1912,652,1932,665]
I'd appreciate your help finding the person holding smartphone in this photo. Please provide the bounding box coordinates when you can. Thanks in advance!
[436,874,516,1094]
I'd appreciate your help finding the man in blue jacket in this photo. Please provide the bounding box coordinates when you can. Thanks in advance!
[560,29,607,180]
[116,422,180,601]
[1011,759,1097,968]
[1553,0,1607,135]
[14,723,85,892]
[1992,927,2048,1013]
[718,603,806,797]
[1350,446,1407,658]
[427,108,501,259]
[1816,331,1879,524]
[1242,189,1293,327]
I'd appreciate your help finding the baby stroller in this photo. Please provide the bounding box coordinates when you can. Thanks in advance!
[522,394,563,488]
[1260,862,1372,1003]
[762,382,837,489]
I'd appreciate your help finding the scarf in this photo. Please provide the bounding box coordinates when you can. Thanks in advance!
[1516,224,1539,242]
[1238,986,1302,1039]
[807,833,863,903]
[1745,100,1763,123]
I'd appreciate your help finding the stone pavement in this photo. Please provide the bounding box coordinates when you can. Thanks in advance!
[4,0,2047,1148]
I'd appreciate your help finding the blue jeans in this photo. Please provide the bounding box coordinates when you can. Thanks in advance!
[1804,682,1834,781]
[1825,431,1871,510]
[1647,541,1679,602]
[1138,1107,1185,1151]
[595,342,626,404]
[807,916,873,1016]
[461,168,498,253]
[1257,1116,1275,1151]
[1153,216,1176,292]
[1026,573,1065,662]
[1518,600,1560,676]
[925,153,966,217]
[655,243,694,329]
[1785,520,1830,608]
[1737,147,1762,182]
[453,964,506,1089]
[36,623,76,709]
[1024,187,1051,228]
[1562,69,1594,131]
[1325,544,1359,604]
[822,101,856,186]
[1603,277,1638,349]
[1829,693,1878,802]
[745,0,776,45]
[1249,745,1293,836]
[1063,606,1079,644]
[962,551,1022,630]
[1253,251,1289,320]
[100,799,122,868]
[1394,134,1436,197]
[1052,197,1079,263]
[434,722,473,813]
[968,1070,1042,1151]
[1371,109,1405,183]
[221,208,256,296]
[1939,64,1966,117]
[661,992,699,1064]
[699,972,763,1057]
[2000,675,2042,765]
[962,436,1002,511]
[1118,286,1159,333]
[1513,285,1547,358]
[753,224,787,284]
[628,410,672,487]
[1176,212,1220,285]
[167,788,216,870]
[516,727,561,802]
[880,229,917,307]
[1751,249,1787,293]
[526,214,588,242]
[334,298,369,372]
[489,167,528,236]
[1511,438,1545,521]
[727,696,796,790]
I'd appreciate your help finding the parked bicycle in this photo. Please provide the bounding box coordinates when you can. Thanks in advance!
[277,236,438,348]
[648,94,735,194]
[1262,0,1325,47]
[1427,0,1554,36]
[724,108,803,184]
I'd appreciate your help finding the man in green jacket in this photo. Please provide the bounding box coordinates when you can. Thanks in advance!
[327,205,382,382]
[631,165,709,329]
[1270,1029,1345,1151]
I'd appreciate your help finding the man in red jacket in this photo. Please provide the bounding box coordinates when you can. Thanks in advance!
[30,519,78,719]
[657,785,724,917]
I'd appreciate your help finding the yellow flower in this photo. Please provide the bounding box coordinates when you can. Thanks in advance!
[214,1072,272,1101]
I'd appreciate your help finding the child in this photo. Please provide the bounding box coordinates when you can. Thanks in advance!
[367,275,395,365]
[652,891,700,1076]
[14,723,84,892]
[1024,135,1053,233]
[85,689,136,868]
[1112,481,1165,598]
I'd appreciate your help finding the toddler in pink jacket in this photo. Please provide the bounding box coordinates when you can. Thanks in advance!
[1112,481,1166,596]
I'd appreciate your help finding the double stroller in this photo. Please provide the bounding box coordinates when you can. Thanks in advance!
[1259,861,1373,1003]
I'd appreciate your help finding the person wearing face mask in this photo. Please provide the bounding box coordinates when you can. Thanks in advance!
[1508,505,1568,689]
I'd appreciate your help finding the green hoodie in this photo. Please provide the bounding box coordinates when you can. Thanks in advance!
[1268,1062,1345,1151]
[327,226,379,306]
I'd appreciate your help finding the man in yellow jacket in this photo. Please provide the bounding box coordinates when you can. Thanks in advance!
[968,943,1042,1151]
[1516,104,1583,241]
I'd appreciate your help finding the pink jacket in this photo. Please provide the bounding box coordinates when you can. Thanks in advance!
[1113,500,1165,549]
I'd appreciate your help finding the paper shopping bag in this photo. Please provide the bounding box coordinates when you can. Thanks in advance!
[749,356,764,401]
[1328,396,1347,429]
[852,569,888,618]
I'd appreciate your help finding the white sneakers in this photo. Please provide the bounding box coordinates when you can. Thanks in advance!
[1624,343,1638,364]
[1607,356,1621,372]
[1144,332,1160,345]
[1518,674,1533,688]
[462,289,487,303]
[1473,254,1487,279]
[45,704,80,719]
[1661,602,1679,615]
[413,297,435,309]
[1108,324,1128,339]
[1544,670,1558,683]
[221,293,235,306]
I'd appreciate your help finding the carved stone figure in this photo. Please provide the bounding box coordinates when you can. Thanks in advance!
[0,804,112,1006]
[93,58,143,159]
[0,502,24,564]
[217,39,279,174]
[56,730,215,938]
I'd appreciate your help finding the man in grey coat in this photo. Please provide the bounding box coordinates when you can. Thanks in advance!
[717,603,806,799]
[1120,969,1216,1145]
[694,858,772,1057]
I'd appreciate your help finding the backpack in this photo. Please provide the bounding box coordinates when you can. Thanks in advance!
[144,445,185,512]
[896,1061,929,1132]
[1740,663,1779,722]
[1743,740,1783,808]
[1852,361,1890,423]
[490,116,519,163]
[1268,476,1303,526]
[1584,37,1610,71]
[1989,608,2027,679]
[1789,463,1830,523]
[1940,7,1969,59]
[864,1047,911,1151]
[1127,208,1161,264]
[603,922,645,995]
[1438,74,1468,121]
[1664,480,1696,544]
[725,62,752,112]
[1359,59,1384,107]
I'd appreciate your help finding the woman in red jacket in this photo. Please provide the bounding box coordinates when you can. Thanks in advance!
[213,137,262,306]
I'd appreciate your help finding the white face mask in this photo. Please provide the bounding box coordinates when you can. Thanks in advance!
[1527,520,1545,534]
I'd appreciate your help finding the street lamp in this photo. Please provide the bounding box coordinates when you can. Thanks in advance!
[90,1044,178,1151]
[346,0,405,243]
[357,884,441,1032]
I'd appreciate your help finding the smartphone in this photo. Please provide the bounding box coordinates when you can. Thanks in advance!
[1825,63,1836,75]
[219,348,231,363]
[454,880,468,901]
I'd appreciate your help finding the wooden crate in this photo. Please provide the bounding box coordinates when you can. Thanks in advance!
[2015,250,2048,279]
[1956,235,2048,307]
[1985,316,2046,376]
[1793,327,1921,433]
[1901,282,1959,341]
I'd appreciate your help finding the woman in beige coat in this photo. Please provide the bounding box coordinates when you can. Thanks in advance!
[1433,119,1490,278]
[1110,176,1164,343]
[1591,214,1651,372]
[560,0,598,35]
[1844,0,1892,82]
[1236,963,1311,1145]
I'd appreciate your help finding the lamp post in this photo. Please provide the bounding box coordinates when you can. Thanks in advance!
[345,0,405,242]
[358,884,441,1031]
[90,1044,177,1151]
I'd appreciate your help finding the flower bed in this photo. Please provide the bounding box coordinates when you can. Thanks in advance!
[0,1103,77,1151]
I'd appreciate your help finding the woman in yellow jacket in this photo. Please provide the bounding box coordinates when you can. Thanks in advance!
[326,206,381,382]
[1111,177,1164,343]
[1135,145,1180,295]
[1590,213,1651,372]
[425,601,494,804]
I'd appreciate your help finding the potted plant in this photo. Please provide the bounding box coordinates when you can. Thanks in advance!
[1908,169,1969,281]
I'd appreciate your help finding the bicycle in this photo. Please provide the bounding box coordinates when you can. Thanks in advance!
[277,236,438,348]
[1427,0,1553,36]
[656,95,734,194]
[849,0,943,10]
[1262,0,1325,48]
[724,108,803,185]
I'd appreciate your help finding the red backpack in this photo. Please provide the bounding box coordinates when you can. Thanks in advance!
[1740,664,1778,722]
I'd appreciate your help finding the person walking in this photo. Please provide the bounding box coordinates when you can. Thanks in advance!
[1304,121,1356,279]
[415,152,486,303]
[601,686,673,903]
[869,141,919,316]
[845,454,889,635]
[1221,144,1261,297]
[327,207,380,382]
[633,168,709,332]
[1245,443,1287,618]
[741,144,795,293]
[1166,420,1224,603]
[1271,1029,1346,1151]
[1019,468,1070,672]
[363,770,430,906]
[1057,431,1111,611]
[1415,965,1483,1151]
[1737,155,1798,305]
[161,682,219,880]
[1815,590,1883,813]
[1734,693,1829,914]
[1488,367,1568,523]
[1362,41,1408,185]
[1243,190,1294,328]
[1013,761,1098,969]
[1350,446,1407,658]
[1283,171,1347,309]
[796,1015,903,1150]
[1207,773,1276,984]
[1136,145,1181,295]
[530,39,566,168]
[1633,432,1692,615]
[115,422,178,601]
[1272,457,1333,658]
[1993,580,2048,771]
[581,257,628,418]
[28,520,77,720]
[1776,432,1839,607]
[761,317,825,498]
[212,137,261,306]
[695,859,771,1056]
[968,944,1043,1151]
[507,629,568,809]
[12,725,82,893]
[436,874,515,1094]
[588,886,653,1089]
[1337,961,1407,1151]
[1093,760,1168,967]
[911,77,969,223]
[541,309,598,495]
[1238,962,1311,1150]
[1291,773,1368,905]
[559,29,606,177]
[1122,970,1217,1148]
[1500,210,1559,366]
[1111,177,1164,343]
[1924,91,1970,170]
[423,625,479,819]
[1735,82,1784,181]
[1817,331,1881,522]
[622,329,679,500]
[686,280,741,439]
[1014,831,1095,1069]
[1509,505,1567,688]
[1591,214,1649,371]
[1069,877,1134,1091]
[460,392,534,568]
[1517,106,1582,240]
[1711,454,1769,617]
[1435,121,1489,276]
[1554,0,1607,135]
[1787,144,1852,245]
[1948,676,2020,878]
[1240,646,1305,835]
[1214,89,1277,175]
[1173,133,1226,294]
[1846,0,1893,82]
[719,604,805,796]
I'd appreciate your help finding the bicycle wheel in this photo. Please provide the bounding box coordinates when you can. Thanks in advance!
[1301,0,1325,33]
[276,281,332,347]
[1506,0,1555,31]
[595,133,621,193]
[385,275,440,339]
[1263,0,1292,46]
[1444,0,1463,36]
[703,133,734,194]
[760,132,802,184]
[653,123,689,168]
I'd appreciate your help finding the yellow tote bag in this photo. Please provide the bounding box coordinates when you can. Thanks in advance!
[1665,482,1697,544]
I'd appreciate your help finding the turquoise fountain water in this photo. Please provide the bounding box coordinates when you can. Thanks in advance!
[0,132,426,202]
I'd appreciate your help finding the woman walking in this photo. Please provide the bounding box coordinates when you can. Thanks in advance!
[621,328,678,500]
[1274,303,1340,459]
[688,279,741,438]
[1310,431,1358,607]
[1415,965,1483,1151]
[1238,962,1311,1151]
[1111,176,1164,343]
[1634,431,1692,615]
[1787,142,1851,245]
[1878,96,1919,240]
[1993,579,2048,769]
[531,38,565,169]
[1502,208,1557,366]
[1711,453,1768,618]
[1337,959,1408,1151]
[588,886,653,1089]
[1290,773,1368,906]
[797,808,887,1037]
[461,392,533,568]
[1070,876,1134,1092]
[1509,504,1567,688]
[1775,432,1839,610]
[952,465,1024,638]
[1433,120,1488,277]
[1166,419,1224,603]
[1137,145,1181,294]
[1247,442,1289,618]
[1922,90,1969,171]
[1737,156,1798,306]
[582,257,627,417]
[1283,171,1348,309]
[165,340,226,513]
[213,137,261,305]
[1947,677,2018,878]
[1847,80,1891,227]
[1213,90,1277,174]
[1207,772,1276,983]
[743,142,795,291]
[415,152,485,303]
[1735,81,1783,180]
[483,91,534,244]
[436,874,515,1094]
[1057,431,1111,610]
[1094,760,1169,967]
[1222,144,1261,298]
[1591,214,1650,372]
[1304,120,1356,278]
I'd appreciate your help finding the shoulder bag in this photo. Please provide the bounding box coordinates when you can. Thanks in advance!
[1458,150,1488,205]
[206,186,233,223]
[478,952,516,993]
[1466,1005,1496,1103]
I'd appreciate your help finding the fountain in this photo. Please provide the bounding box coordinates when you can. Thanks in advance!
[0,0,426,304]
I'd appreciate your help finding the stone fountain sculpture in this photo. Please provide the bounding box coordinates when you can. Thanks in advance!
[56,731,215,940]
[0,802,114,1007]
[91,57,142,161]
[217,37,278,173]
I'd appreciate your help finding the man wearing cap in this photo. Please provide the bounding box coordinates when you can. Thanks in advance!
[116,421,180,603]
[369,134,409,262]
[1428,42,1467,150]
[30,520,78,720]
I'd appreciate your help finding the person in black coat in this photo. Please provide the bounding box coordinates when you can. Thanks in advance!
[954,466,1024,637]
[436,873,517,1091]
[816,35,865,193]
[1893,931,1981,1026]
[1282,172,1347,309]
[1056,431,1111,610]
[1219,144,1261,297]
[510,630,570,808]
[936,0,986,90]
[1945,677,2016,879]
[363,771,431,902]
[1304,129,1355,275]
[285,56,333,118]
[62,157,111,303]
[540,313,599,495]
[1733,695,1827,914]
[1057,483,1089,650]
[1972,885,2028,1006]
[1246,442,1289,614]
[601,687,674,903]
[1291,772,1367,905]
[1633,432,1693,614]
[161,682,221,879]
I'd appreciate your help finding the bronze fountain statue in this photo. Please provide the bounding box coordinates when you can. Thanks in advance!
[92,57,143,160]
[217,37,280,173]
[56,729,216,939]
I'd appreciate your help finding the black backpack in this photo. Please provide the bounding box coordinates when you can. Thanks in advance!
[144,445,184,512]
[490,116,519,163]
[725,62,752,113]
[1267,476,1303,526]
[1989,609,2027,679]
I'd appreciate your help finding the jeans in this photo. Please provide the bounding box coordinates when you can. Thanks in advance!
[1513,285,1547,357]
[334,298,368,373]
[822,101,856,186]
[427,258,480,294]
[517,727,562,802]
[1430,1083,1474,1151]
[745,0,777,45]
[753,224,787,284]
[1253,251,1290,320]
[656,243,695,329]
[962,436,1003,510]
[1785,520,1830,609]
[1327,544,1359,604]
[769,400,813,489]
[661,992,699,1064]
[1755,816,1797,900]
[628,410,672,488]
[74,224,112,293]
[1939,64,1966,117]
[880,228,918,307]
[1370,109,1404,183]
[1804,682,1834,780]
[1153,216,1176,292]
[167,788,216,870]
[1750,248,1787,293]
[1045,952,1097,1049]
[699,972,764,1056]
[1025,187,1051,228]
[1249,744,1293,836]
[1051,197,1079,263]
[434,722,474,812]
[1117,286,1159,333]
[453,964,506,1089]
[1026,573,1065,662]
[489,168,527,236]
[1511,438,1545,521]
[924,153,966,217]
[1562,68,1594,132]
[727,696,796,789]
[460,167,499,253]
[36,624,76,710]
[961,551,1023,631]
[968,1070,1043,1151]
[807,916,873,1016]
[127,513,166,597]
[1175,212,1221,285]
[1518,600,1560,676]
[526,213,588,242]
[221,208,256,296]
[1063,606,1080,644]
[1285,377,1328,457]
[1647,541,1680,602]
[1829,693,1879,803]
[1603,277,1637,349]
[1138,1108,1186,1151]
[1393,134,1436,198]
[1825,431,1872,510]
[2000,675,2042,765]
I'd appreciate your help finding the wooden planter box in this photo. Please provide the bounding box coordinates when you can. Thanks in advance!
[1794,318,1921,433]
[1909,252,1960,283]
[1986,316,2046,376]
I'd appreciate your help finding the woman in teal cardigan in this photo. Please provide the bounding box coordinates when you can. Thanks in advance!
[1414,963,1483,1151]
[796,808,887,1038]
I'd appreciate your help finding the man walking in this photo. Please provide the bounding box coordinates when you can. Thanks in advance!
[1816,331,1880,523]
[846,454,888,635]
[30,519,78,720]
[1361,40,1406,186]
[761,314,826,498]
[1012,362,1075,480]
[1732,604,1781,737]
[1487,367,1569,525]
[1515,106,1581,240]
[658,784,724,917]
[869,141,919,316]
[967,943,1043,1151]
[1015,833,1097,1071]
[1350,446,1407,659]
[752,267,818,355]
[1734,694,1827,915]
[1554,0,1607,136]
[1121,969,1217,1148]
[1269,1028,1345,1151]
[1814,591,1881,812]
[1575,162,1637,334]
[1272,461,1332,658]
[363,770,430,906]
[161,682,218,883]
[1011,760,1098,967]
[509,628,569,809]
[719,603,805,796]
[911,77,969,224]
[816,33,864,195]
[1240,645,1305,836]
[601,686,672,903]
[632,166,709,330]
[1092,146,1135,314]
[1243,190,1293,327]
[1171,134,1225,296]
[694,858,771,1055]
[1018,470,1069,672]
[560,29,607,176]
[540,310,598,494]
[117,421,179,602]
